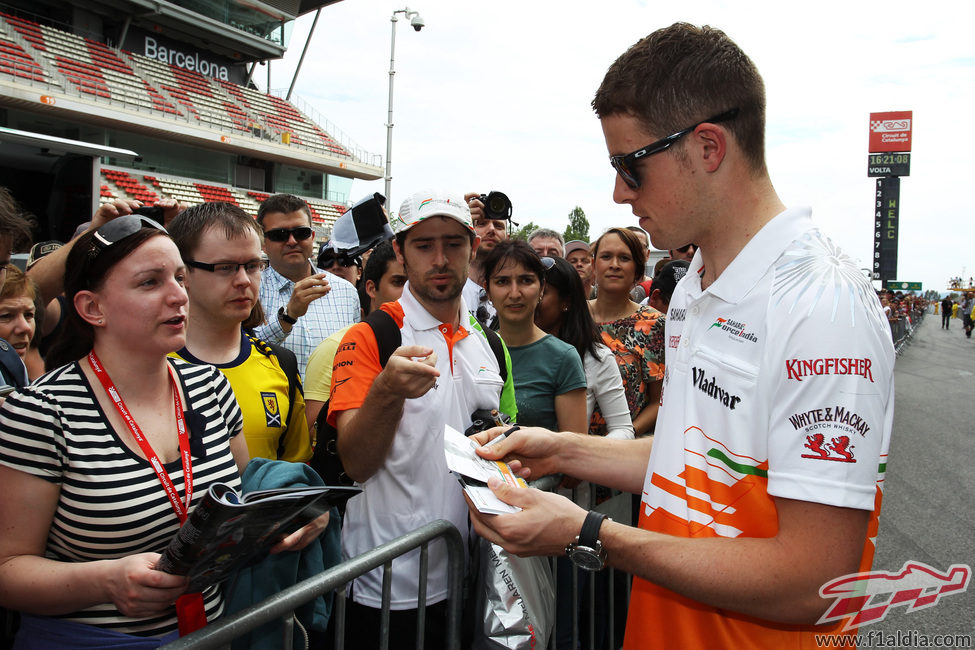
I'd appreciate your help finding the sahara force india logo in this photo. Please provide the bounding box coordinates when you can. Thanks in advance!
[818,561,970,631]
[708,317,758,343]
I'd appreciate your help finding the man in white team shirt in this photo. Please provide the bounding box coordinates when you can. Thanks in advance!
[467,22,895,650]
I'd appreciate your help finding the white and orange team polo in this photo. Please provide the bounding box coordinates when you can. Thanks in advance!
[327,286,517,609]
[625,207,895,649]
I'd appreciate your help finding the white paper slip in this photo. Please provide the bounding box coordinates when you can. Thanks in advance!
[444,424,526,514]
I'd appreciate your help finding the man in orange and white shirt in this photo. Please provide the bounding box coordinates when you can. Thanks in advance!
[327,190,516,649]
[467,23,894,650]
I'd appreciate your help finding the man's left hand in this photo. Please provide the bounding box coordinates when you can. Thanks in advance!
[466,477,587,557]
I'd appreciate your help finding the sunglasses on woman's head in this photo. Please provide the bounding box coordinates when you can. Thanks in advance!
[89,215,166,259]
[264,226,314,243]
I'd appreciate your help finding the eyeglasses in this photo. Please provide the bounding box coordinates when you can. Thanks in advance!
[89,214,167,258]
[540,256,557,270]
[185,259,267,277]
[609,108,739,189]
[264,226,313,243]
[675,244,697,254]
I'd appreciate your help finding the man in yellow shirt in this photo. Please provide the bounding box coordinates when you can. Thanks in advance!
[169,202,311,462]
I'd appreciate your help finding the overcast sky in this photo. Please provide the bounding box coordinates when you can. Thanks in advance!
[259,0,974,295]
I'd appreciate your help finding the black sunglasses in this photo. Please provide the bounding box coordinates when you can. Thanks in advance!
[320,256,359,269]
[264,226,313,243]
[89,214,166,258]
[675,244,697,254]
[610,108,739,189]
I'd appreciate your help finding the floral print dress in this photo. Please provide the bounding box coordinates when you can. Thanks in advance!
[590,304,666,436]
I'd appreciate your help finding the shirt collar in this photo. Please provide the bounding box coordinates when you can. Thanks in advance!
[687,207,814,304]
[399,281,468,333]
[263,260,336,292]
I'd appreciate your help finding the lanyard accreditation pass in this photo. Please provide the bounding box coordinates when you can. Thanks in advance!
[88,351,192,523]
[88,351,206,634]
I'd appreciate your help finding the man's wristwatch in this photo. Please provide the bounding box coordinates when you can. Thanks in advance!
[277,306,298,325]
[565,510,609,571]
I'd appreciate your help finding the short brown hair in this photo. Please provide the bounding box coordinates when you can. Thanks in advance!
[0,266,37,302]
[168,202,263,260]
[257,194,311,228]
[169,202,266,331]
[592,227,648,287]
[592,23,767,173]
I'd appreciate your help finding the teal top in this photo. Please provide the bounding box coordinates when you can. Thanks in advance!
[506,334,586,430]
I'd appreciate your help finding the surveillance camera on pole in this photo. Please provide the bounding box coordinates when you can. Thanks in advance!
[385,7,425,208]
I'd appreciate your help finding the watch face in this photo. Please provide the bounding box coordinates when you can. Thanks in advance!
[569,547,604,571]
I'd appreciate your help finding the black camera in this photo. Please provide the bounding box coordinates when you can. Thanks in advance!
[476,191,512,221]
[464,408,513,437]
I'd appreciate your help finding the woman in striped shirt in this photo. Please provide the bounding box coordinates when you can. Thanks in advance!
[0,214,321,647]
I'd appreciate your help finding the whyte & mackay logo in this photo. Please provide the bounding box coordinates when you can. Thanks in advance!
[802,434,856,463]
[708,317,758,343]
[785,357,874,382]
[818,561,970,631]
[788,406,871,437]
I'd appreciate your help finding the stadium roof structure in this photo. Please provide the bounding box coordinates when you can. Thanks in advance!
[0,1,380,242]
[0,125,138,160]
[7,0,342,61]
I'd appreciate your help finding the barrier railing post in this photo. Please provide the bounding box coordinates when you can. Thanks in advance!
[162,519,463,650]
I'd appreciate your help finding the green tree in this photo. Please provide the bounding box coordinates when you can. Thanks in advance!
[510,221,539,241]
[563,206,590,243]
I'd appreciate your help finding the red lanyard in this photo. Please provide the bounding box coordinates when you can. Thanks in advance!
[88,351,193,524]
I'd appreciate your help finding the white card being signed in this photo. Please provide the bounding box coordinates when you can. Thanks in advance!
[443,425,526,515]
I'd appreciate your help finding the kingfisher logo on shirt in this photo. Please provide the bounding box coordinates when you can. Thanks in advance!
[708,317,759,343]
[261,391,282,427]
[786,357,874,382]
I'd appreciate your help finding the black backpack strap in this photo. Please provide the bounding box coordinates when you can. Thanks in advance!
[470,317,507,383]
[251,336,300,460]
[365,309,402,366]
[310,311,402,492]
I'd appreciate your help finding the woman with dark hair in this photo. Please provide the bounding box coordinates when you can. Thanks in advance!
[0,216,324,647]
[482,240,587,433]
[535,256,633,439]
[588,227,665,437]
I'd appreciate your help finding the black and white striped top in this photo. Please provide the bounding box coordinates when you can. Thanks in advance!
[0,358,243,637]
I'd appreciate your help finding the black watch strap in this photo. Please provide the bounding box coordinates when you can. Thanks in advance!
[278,306,298,325]
[579,510,607,548]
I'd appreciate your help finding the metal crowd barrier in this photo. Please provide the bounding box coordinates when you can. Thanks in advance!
[532,474,631,650]
[890,308,925,355]
[162,519,464,650]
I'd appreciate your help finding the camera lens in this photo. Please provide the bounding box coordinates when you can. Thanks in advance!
[480,191,512,220]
